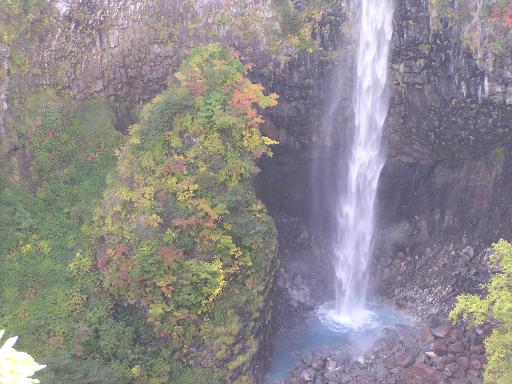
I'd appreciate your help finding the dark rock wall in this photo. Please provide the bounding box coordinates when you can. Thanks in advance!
[260,0,512,318]
[373,0,512,317]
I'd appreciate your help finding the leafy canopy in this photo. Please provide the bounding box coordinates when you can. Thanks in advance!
[0,91,172,384]
[94,43,278,342]
[450,239,512,384]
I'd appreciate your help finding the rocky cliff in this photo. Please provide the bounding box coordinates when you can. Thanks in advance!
[375,0,512,317]
[260,0,512,319]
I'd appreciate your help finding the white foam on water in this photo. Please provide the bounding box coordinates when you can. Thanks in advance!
[317,302,379,333]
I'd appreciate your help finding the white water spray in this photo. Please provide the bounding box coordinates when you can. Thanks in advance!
[320,0,394,330]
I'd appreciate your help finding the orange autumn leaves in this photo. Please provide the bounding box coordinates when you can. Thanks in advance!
[93,44,278,338]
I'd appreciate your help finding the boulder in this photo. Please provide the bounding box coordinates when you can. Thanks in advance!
[448,342,465,353]
[311,358,325,371]
[403,362,444,384]
[325,358,337,372]
[432,324,451,339]
[396,351,415,368]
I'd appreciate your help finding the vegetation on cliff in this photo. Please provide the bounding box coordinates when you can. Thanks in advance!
[0,90,136,383]
[451,239,512,384]
[429,0,512,52]
[0,0,48,44]
[94,43,278,382]
[0,44,278,383]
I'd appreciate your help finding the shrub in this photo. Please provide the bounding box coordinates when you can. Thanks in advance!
[450,239,512,384]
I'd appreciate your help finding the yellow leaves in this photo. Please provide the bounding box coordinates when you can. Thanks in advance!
[176,179,199,203]
[287,23,319,53]
[130,365,143,379]
[69,251,94,276]
[243,63,255,73]
[200,258,226,311]
[129,124,142,145]
[262,136,279,146]
[117,186,133,201]
[146,214,163,228]
[267,92,279,107]
[242,128,261,148]
[490,238,512,275]
[311,9,323,22]
[450,294,489,325]
[140,94,165,121]
[175,67,205,97]
[20,243,33,254]
[174,71,186,83]
[451,239,512,383]
[67,289,87,313]
[1,32,15,43]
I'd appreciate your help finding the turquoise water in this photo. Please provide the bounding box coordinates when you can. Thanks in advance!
[264,301,412,383]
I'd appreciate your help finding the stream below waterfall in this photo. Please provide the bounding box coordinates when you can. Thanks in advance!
[264,301,412,383]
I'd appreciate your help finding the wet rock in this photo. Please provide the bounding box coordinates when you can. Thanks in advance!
[469,344,484,354]
[419,326,434,342]
[324,358,336,371]
[323,370,342,382]
[456,356,469,369]
[431,340,448,356]
[395,351,415,368]
[311,358,324,371]
[469,358,482,371]
[448,341,465,353]
[373,363,387,381]
[432,324,451,339]
[301,368,316,382]
[443,362,459,377]
[283,321,485,384]
[403,362,444,383]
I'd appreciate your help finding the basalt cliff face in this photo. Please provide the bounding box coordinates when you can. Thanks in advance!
[260,0,512,320]
[376,0,512,317]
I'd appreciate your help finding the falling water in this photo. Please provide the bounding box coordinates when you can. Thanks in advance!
[320,0,394,329]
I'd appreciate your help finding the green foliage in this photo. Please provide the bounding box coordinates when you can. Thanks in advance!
[1,44,278,383]
[0,91,121,350]
[272,0,303,36]
[168,365,222,384]
[0,0,48,43]
[270,0,328,52]
[450,239,512,383]
[94,44,278,351]
[0,91,170,383]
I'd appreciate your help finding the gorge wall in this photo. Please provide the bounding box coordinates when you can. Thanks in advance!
[375,0,512,317]
[259,0,512,319]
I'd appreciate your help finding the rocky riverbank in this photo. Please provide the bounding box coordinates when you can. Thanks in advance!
[272,321,487,384]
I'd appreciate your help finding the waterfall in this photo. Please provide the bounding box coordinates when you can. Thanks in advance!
[320,0,394,329]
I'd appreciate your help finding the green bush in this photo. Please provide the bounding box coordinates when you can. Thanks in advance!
[1,44,278,383]
[451,239,512,384]
[0,91,169,383]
